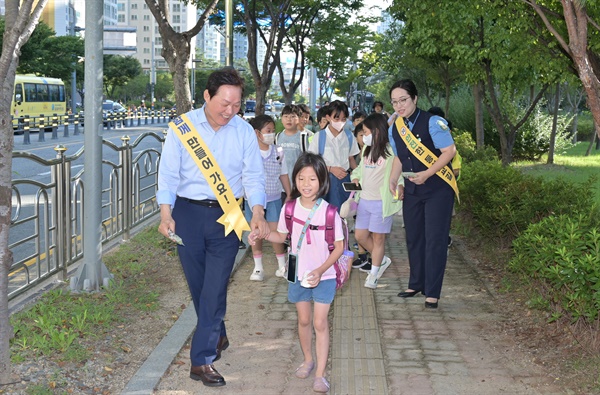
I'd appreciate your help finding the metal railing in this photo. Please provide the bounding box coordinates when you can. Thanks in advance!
[8,131,166,301]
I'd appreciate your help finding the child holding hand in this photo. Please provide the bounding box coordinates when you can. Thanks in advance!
[249,152,343,393]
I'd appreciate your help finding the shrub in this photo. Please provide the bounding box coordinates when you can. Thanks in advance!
[574,112,595,142]
[453,130,498,163]
[509,208,600,324]
[512,106,574,160]
[459,160,595,239]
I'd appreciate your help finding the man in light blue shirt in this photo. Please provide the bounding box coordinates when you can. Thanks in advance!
[157,68,269,387]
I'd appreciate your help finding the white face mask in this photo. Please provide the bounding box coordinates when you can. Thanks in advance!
[330,120,346,131]
[363,134,373,146]
[261,132,275,145]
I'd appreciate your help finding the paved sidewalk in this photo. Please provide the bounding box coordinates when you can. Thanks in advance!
[124,217,565,395]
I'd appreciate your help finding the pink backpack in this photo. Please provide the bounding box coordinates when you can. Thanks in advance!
[284,200,353,290]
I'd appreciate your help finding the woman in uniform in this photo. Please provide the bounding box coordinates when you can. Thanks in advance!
[387,79,458,309]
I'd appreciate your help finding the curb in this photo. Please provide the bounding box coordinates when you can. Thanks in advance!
[120,233,250,395]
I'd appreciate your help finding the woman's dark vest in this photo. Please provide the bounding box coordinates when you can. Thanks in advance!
[391,109,452,195]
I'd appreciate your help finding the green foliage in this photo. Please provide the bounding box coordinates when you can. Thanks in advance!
[509,209,600,324]
[10,226,164,363]
[452,130,498,163]
[103,55,143,98]
[575,112,595,142]
[0,19,85,83]
[459,160,595,239]
[511,104,574,160]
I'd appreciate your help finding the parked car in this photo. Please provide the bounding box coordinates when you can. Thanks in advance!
[103,100,127,116]
[245,100,256,113]
[264,103,272,112]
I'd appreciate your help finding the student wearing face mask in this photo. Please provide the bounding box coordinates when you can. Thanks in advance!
[350,113,403,289]
[246,115,292,281]
[308,100,360,212]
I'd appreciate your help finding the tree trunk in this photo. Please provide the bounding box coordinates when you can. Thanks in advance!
[586,126,597,156]
[547,82,560,164]
[0,0,49,384]
[145,0,217,116]
[571,110,579,143]
[473,81,485,149]
[560,1,600,141]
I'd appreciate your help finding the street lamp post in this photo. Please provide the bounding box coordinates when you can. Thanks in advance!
[70,24,82,113]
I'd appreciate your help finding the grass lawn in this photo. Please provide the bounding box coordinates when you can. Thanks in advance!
[515,141,600,205]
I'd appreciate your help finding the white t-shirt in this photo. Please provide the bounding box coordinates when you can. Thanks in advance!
[308,127,360,170]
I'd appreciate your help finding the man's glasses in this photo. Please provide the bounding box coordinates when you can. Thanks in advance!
[391,97,411,107]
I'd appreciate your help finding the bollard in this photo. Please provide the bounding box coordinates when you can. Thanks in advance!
[23,117,31,144]
[137,111,141,126]
[145,110,149,125]
[63,114,70,137]
[51,113,59,139]
[74,113,81,135]
[38,114,46,142]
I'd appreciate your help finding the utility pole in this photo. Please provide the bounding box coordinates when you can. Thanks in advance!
[71,0,112,292]
[225,0,233,67]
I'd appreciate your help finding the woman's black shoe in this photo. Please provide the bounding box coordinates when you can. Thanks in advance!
[425,300,438,309]
[397,290,420,298]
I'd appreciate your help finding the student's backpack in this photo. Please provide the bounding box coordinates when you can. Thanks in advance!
[318,128,354,156]
[275,131,310,152]
[284,200,353,290]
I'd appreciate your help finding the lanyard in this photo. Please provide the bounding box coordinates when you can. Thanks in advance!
[295,198,322,253]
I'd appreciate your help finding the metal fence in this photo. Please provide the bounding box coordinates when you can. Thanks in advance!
[8,131,166,301]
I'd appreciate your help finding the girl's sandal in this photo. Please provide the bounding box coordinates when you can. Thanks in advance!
[294,361,315,379]
[313,376,330,393]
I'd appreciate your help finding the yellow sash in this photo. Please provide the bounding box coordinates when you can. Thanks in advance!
[169,114,250,239]
[394,116,460,202]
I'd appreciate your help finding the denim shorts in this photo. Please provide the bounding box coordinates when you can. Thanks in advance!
[355,198,393,234]
[288,278,336,304]
[244,199,283,223]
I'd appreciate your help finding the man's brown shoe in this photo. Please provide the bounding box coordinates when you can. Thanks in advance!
[215,336,229,362]
[190,364,226,387]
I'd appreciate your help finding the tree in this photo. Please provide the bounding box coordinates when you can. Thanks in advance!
[145,0,219,115]
[276,0,368,106]
[0,0,49,384]
[388,0,568,164]
[237,0,293,115]
[306,18,371,104]
[521,0,600,141]
[0,20,85,86]
[103,55,143,98]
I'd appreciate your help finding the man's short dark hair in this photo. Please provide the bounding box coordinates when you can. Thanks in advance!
[206,67,245,98]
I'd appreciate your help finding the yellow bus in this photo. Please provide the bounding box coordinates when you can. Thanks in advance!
[12,74,67,131]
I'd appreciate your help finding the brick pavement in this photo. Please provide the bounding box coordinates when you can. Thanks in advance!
[131,215,565,395]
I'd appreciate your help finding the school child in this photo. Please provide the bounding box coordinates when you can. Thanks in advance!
[350,122,372,270]
[352,110,367,130]
[350,113,403,289]
[308,100,360,212]
[316,106,329,130]
[248,152,344,393]
[276,105,313,187]
[246,115,292,281]
[297,103,313,132]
